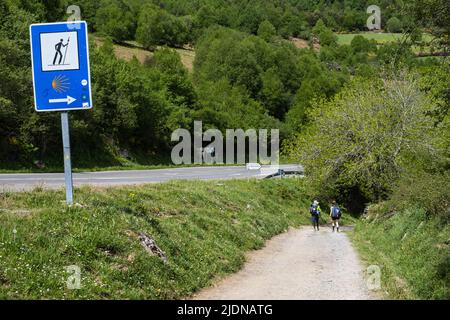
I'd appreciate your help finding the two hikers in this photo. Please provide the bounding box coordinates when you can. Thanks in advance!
[309,199,342,232]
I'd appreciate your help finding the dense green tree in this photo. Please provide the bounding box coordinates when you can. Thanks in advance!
[136,4,189,48]
[286,70,346,131]
[85,40,174,154]
[341,8,365,31]
[0,4,37,42]
[0,38,35,163]
[406,0,449,52]
[0,4,50,164]
[259,68,288,118]
[377,43,415,66]
[407,0,450,36]
[279,10,308,38]
[194,27,304,120]
[285,50,348,132]
[386,17,403,33]
[194,4,220,30]
[95,0,136,41]
[312,19,337,46]
[286,75,440,203]
[194,78,279,131]
[149,47,196,107]
[419,60,450,124]
[350,35,377,53]
[257,20,276,42]
[236,2,266,35]
[194,28,261,95]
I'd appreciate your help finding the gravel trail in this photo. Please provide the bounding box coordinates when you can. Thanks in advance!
[194,226,374,300]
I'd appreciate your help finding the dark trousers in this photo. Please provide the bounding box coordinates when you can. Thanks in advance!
[311,215,319,229]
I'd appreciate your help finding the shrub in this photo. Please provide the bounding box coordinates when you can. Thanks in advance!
[136,4,189,48]
[386,17,403,33]
[388,171,450,221]
[312,19,337,46]
[285,75,439,205]
[257,20,276,42]
[95,0,136,41]
[350,35,377,53]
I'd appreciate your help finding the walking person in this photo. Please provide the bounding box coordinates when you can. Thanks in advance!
[330,200,342,232]
[309,200,321,231]
[53,39,69,65]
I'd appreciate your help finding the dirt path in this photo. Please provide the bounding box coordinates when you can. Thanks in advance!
[193,226,375,300]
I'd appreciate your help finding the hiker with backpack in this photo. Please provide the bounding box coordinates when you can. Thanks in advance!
[330,200,342,232]
[309,200,321,231]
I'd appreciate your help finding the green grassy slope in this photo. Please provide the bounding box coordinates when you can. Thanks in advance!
[352,206,449,299]
[94,35,195,72]
[336,32,435,54]
[0,178,310,299]
[336,32,434,45]
[337,32,405,45]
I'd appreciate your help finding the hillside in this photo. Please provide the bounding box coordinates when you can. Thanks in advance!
[0,178,310,299]
[93,36,195,71]
[1,0,447,170]
[336,32,437,55]
[353,205,449,299]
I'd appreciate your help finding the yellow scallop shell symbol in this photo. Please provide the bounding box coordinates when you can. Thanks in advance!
[51,75,70,93]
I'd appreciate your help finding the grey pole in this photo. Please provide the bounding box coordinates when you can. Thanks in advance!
[61,112,74,205]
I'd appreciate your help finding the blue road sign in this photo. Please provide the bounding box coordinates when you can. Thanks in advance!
[30,21,92,112]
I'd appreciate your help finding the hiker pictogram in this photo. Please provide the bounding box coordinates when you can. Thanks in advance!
[40,31,79,72]
[53,38,70,65]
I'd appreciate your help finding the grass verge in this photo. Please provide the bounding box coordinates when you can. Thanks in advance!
[351,205,449,299]
[0,178,309,299]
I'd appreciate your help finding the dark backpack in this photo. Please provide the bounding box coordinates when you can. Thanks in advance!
[310,204,319,216]
[331,206,341,218]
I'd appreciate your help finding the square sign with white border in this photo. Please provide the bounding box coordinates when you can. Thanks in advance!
[30,21,92,112]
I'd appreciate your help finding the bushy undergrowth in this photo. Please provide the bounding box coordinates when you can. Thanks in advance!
[0,178,309,299]
[353,203,449,299]
[388,171,450,222]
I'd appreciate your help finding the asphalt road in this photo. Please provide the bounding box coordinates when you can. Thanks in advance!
[0,164,302,192]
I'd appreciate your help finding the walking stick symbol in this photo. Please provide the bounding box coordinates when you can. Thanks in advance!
[62,37,70,65]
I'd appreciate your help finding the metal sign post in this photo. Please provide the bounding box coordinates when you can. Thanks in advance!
[61,112,73,205]
[30,21,92,205]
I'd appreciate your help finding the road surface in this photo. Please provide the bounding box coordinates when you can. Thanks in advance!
[194,227,375,300]
[0,164,302,192]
